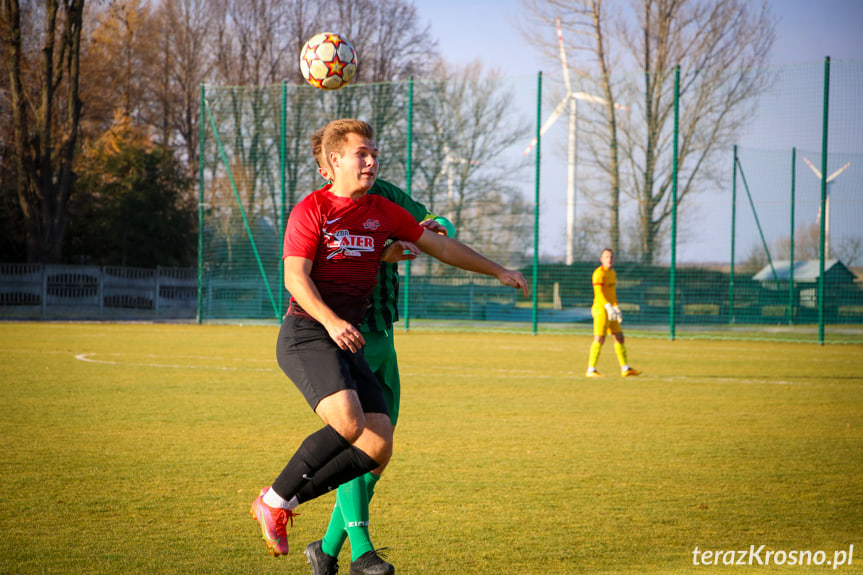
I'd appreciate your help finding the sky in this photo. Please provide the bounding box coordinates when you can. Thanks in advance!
[411,0,863,75]
[406,0,863,264]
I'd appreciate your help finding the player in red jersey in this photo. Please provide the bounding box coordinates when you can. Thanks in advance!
[251,119,529,559]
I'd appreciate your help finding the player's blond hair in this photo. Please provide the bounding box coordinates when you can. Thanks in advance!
[321,119,375,173]
[311,127,326,169]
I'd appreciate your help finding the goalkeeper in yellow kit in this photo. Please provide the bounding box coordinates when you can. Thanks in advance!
[586,248,642,377]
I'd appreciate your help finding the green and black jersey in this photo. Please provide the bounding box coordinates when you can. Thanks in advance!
[362,179,430,334]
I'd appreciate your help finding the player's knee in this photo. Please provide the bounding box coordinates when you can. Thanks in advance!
[360,437,391,468]
[361,415,394,464]
[371,446,392,468]
[330,415,365,444]
[316,391,367,442]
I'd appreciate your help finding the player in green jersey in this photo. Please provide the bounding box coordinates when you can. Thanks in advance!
[305,128,454,575]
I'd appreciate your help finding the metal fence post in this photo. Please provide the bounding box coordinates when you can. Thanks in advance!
[403,76,414,332]
[789,147,796,325]
[532,71,542,335]
[670,65,680,341]
[730,145,737,325]
[197,84,206,324]
[818,56,831,345]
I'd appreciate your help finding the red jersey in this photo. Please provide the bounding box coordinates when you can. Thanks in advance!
[283,184,425,325]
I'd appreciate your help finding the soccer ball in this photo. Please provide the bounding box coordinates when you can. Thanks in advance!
[299,33,358,90]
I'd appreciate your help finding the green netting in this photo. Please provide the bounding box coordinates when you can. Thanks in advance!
[198,61,863,343]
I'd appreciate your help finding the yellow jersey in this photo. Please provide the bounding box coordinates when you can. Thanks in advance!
[591,266,617,309]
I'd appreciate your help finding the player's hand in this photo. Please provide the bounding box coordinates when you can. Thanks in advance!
[498,269,529,298]
[380,240,419,263]
[324,318,366,353]
[613,305,623,324]
[420,218,448,236]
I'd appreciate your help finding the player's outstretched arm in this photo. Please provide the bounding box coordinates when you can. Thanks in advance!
[283,256,365,352]
[414,229,529,298]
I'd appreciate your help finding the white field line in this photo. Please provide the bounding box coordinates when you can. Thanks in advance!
[27,351,843,385]
[402,365,836,385]
[73,352,276,372]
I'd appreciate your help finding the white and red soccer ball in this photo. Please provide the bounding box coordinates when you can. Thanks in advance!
[299,33,358,90]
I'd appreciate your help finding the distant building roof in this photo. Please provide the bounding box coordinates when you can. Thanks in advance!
[752,259,856,282]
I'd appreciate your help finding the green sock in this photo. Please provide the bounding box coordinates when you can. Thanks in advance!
[321,472,379,560]
[364,471,380,501]
[344,472,374,560]
[321,486,349,557]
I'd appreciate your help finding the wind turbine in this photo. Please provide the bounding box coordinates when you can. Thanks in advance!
[523,17,626,265]
[441,142,480,232]
[802,156,851,259]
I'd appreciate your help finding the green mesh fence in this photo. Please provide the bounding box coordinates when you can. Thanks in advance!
[199,60,863,343]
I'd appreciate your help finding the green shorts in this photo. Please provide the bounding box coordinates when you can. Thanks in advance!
[362,329,401,426]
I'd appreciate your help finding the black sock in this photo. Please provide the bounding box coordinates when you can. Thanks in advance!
[295,445,379,504]
[271,425,350,500]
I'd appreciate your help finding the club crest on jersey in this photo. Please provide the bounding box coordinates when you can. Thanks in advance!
[363,219,380,231]
[325,228,375,259]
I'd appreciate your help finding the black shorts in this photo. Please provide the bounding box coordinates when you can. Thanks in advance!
[276,315,389,416]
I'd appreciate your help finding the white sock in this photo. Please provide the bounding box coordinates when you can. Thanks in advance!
[621,364,630,372]
[263,487,298,510]
[587,367,597,373]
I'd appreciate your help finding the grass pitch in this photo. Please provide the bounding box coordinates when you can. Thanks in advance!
[1,322,861,574]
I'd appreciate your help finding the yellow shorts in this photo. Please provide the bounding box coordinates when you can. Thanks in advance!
[592,306,622,337]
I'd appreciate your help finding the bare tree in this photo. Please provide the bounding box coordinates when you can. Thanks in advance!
[519,0,626,255]
[315,0,439,183]
[412,60,533,269]
[77,2,130,137]
[624,0,776,263]
[203,0,440,215]
[836,237,863,268]
[520,0,775,263]
[1,0,86,262]
[739,240,767,273]
[320,0,436,84]
[148,0,219,177]
[85,0,155,120]
[774,223,863,267]
[213,0,321,86]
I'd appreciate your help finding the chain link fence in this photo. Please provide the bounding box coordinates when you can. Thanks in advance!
[198,60,863,343]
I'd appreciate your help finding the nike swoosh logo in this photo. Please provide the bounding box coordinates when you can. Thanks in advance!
[254,501,281,544]
[326,217,341,224]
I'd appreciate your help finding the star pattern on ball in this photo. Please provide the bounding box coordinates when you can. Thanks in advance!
[325,57,346,77]
[299,32,357,90]
[323,33,344,47]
